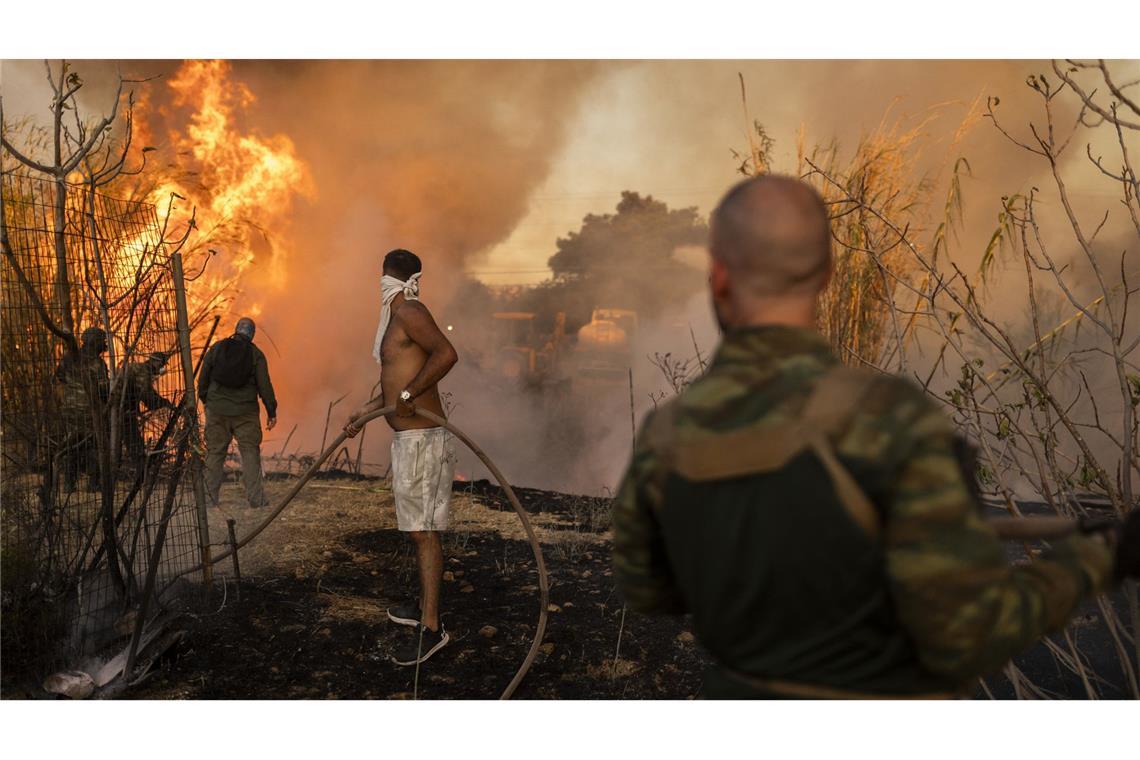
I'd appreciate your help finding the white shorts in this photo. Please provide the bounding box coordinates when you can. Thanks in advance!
[390,426,455,532]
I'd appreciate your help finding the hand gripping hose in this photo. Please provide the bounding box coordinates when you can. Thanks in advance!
[178,405,548,700]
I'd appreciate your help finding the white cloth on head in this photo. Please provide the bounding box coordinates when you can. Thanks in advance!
[372,272,421,364]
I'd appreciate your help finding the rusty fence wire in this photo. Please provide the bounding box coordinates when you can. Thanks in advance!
[2,171,202,674]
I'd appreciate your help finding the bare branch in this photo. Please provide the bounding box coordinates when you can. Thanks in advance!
[1053,60,1140,130]
[1098,59,1140,118]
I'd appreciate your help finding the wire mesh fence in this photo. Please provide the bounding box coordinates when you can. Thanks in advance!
[2,171,203,672]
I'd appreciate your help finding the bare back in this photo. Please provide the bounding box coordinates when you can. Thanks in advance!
[380,296,449,431]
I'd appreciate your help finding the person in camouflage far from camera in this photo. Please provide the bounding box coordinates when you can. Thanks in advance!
[54,326,110,491]
[121,351,175,471]
[611,175,1140,699]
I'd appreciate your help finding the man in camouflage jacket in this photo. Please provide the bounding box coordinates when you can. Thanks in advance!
[121,352,175,469]
[55,326,110,490]
[612,175,1139,698]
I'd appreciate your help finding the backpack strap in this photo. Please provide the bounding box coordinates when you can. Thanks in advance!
[800,367,882,540]
[653,364,883,541]
[805,433,880,540]
[799,365,880,436]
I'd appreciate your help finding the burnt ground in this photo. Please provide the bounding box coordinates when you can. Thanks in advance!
[4,475,1134,700]
[121,476,706,700]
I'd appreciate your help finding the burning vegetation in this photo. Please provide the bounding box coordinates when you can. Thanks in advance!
[2,59,1138,700]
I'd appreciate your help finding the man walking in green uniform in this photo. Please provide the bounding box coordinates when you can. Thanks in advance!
[199,317,278,508]
[611,175,1140,698]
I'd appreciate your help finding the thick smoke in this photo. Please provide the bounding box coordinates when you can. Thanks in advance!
[448,60,1138,495]
[2,59,603,482]
[3,60,1134,497]
[207,61,602,471]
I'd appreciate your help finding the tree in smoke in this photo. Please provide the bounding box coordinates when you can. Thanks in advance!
[548,191,707,277]
[522,192,707,330]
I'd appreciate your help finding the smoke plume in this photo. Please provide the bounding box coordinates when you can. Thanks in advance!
[3,59,1134,496]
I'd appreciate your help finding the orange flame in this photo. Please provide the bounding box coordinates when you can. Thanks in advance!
[140,60,314,321]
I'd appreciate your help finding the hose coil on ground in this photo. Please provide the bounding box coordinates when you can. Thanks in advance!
[182,405,549,700]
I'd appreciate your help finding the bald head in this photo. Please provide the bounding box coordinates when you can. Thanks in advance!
[710,175,832,297]
[235,317,256,340]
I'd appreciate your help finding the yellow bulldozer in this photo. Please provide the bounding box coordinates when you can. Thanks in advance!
[479,306,638,392]
[485,311,568,390]
[572,308,638,385]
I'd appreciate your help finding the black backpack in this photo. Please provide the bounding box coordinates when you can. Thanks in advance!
[210,336,255,389]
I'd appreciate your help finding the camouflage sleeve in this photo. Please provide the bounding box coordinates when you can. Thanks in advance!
[880,386,1115,685]
[135,368,168,410]
[254,348,278,418]
[611,409,687,615]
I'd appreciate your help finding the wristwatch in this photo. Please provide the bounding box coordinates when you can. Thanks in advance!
[399,390,412,403]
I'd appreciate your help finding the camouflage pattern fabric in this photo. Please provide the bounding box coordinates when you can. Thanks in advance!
[612,325,1115,695]
[53,348,110,489]
[121,361,173,466]
[124,361,172,413]
[54,348,109,430]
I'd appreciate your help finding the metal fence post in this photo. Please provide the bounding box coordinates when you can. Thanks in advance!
[170,251,213,590]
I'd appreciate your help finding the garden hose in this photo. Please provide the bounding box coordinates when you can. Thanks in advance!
[179,404,548,700]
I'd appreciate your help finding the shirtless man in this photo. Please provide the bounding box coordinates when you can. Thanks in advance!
[344,249,459,666]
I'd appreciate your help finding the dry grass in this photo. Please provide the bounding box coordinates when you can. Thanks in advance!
[586,658,640,679]
[206,477,595,586]
[737,89,982,372]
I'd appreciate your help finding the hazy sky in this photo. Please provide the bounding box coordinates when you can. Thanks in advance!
[9,58,1132,288]
[4,59,1137,491]
[459,59,1135,284]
